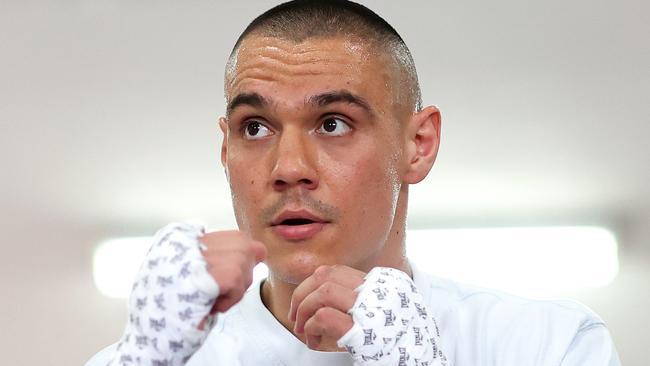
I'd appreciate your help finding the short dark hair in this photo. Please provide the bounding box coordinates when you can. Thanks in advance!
[226,0,422,111]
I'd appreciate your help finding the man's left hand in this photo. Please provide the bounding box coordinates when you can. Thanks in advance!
[289,265,366,351]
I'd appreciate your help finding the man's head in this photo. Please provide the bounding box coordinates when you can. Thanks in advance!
[219,0,441,284]
[226,0,423,114]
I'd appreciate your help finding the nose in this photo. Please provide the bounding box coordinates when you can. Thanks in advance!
[270,128,319,192]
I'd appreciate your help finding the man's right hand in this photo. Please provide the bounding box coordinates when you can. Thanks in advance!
[200,230,267,314]
[107,223,267,366]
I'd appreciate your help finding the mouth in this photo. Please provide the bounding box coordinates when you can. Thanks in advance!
[270,210,329,241]
[276,217,318,226]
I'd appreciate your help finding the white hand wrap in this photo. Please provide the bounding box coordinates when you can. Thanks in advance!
[108,223,220,366]
[337,267,449,366]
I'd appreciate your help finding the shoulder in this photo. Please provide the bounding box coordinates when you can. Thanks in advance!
[415,268,603,329]
[413,269,614,363]
[84,343,117,366]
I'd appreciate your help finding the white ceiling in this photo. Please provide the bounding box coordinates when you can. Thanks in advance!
[1,0,648,238]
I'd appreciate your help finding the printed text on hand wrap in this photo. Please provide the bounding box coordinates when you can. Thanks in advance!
[337,267,450,366]
[108,223,219,366]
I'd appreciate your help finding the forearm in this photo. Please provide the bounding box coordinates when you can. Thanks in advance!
[107,223,219,366]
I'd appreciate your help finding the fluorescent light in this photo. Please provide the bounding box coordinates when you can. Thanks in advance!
[93,237,152,298]
[94,226,619,299]
[406,226,619,297]
[93,237,269,299]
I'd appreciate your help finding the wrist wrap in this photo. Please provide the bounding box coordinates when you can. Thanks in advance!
[337,267,449,366]
[108,223,219,366]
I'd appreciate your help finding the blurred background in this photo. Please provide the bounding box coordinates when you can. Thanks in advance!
[1,0,648,364]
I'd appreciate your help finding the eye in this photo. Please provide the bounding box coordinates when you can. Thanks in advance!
[243,121,273,140]
[316,117,352,136]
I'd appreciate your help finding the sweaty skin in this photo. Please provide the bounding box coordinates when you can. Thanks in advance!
[219,35,441,350]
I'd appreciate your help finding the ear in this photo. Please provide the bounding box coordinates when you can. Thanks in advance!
[403,105,441,184]
[218,117,229,178]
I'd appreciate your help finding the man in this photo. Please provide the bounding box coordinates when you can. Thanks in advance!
[87,1,620,365]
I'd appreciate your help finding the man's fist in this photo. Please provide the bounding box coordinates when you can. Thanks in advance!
[108,223,267,366]
[200,230,267,314]
[289,265,366,351]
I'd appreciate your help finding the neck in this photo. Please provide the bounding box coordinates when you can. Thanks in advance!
[260,186,411,348]
[260,274,304,343]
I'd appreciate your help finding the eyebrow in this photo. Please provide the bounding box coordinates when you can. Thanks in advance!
[307,90,373,115]
[226,89,373,116]
[226,92,268,116]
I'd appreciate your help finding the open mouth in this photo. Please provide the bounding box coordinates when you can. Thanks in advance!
[271,209,327,226]
[271,210,329,240]
[278,218,316,226]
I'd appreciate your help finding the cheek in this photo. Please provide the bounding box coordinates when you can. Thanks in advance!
[322,142,400,232]
[226,148,265,229]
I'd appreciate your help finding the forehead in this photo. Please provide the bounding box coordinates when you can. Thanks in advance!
[225,35,395,109]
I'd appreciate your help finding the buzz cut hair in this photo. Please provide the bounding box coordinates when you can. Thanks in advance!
[226,0,423,111]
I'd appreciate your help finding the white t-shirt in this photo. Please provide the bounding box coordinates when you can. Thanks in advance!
[87,265,620,366]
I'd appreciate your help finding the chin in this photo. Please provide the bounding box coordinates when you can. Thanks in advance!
[266,251,331,285]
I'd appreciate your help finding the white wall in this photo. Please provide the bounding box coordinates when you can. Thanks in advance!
[0,0,647,364]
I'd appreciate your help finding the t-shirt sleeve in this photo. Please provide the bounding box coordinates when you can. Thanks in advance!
[85,344,117,366]
[84,336,245,366]
[560,323,621,366]
[421,274,622,366]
